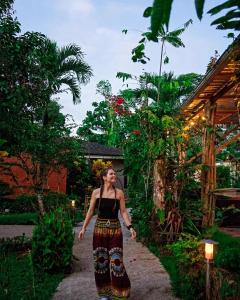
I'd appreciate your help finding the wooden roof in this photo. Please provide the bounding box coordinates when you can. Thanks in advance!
[181,35,240,125]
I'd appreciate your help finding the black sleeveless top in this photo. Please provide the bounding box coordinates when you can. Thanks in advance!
[95,197,120,219]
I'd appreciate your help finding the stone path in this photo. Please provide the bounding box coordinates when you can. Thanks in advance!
[0,216,178,300]
[0,224,34,238]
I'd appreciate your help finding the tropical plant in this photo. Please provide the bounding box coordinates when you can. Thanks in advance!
[32,207,74,273]
[145,0,240,34]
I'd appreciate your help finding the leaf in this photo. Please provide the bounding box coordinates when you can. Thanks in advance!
[143,31,159,42]
[139,37,146,43]
[143,6,152,18]
[227,32,235,38]
[183,18,193,29]
[207,0,239,16]
[195,0,205,20]
[163,56,169,64]
[211,10,240,25]
[216,20,240,30]
[116,72,132,82]
[151,0,164,35]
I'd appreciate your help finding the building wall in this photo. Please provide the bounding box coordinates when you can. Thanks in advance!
[0,154,67,199]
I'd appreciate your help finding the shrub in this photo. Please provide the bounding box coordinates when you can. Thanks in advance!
[44,191,69,212]
[0,234,32,253]
[32,207,74,274]
[0,192,69,213]
[0,212,38,225]
[168,233,204,268]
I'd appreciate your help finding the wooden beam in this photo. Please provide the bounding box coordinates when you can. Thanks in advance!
[211,79,239,104]
[216,133,240,155]
[186,130,240,164]
[221,125,240,139]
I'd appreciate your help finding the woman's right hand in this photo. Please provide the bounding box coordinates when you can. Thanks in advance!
[78,228,86,240]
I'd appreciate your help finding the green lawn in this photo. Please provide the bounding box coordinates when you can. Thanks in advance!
[0,212,38,225]
[0,250,64,300]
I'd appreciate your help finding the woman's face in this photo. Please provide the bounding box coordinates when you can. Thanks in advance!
[103,169,116,184]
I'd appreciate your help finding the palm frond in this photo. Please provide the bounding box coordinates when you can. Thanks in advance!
[58,44,84,62]
[58,76,81,104]
[59,58,92,84]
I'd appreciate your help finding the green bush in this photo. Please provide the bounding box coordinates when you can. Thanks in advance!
[0,212,38,224]
[44,192,69,211]
[212,231,240,274]
[0,194,37,213]
[32,207,74,274]
[167,233,204,267]
[0,192,69,214]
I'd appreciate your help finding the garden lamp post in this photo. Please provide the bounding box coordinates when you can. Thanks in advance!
[202,239,218,300]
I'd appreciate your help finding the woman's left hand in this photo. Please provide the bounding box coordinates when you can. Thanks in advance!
[130,227,137,240]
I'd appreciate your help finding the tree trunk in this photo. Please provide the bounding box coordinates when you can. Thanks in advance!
[153,156,166,209]
[37,192,45,217]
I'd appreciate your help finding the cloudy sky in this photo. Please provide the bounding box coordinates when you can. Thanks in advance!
[14,0,232,134]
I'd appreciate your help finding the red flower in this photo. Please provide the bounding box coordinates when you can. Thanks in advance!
[116,97,124,105]
[132,130,141,135]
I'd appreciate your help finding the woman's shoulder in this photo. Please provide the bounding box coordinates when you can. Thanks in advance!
[116,188,124,196]
[92,188,100,196]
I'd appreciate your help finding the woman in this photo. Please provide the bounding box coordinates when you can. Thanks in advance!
[78,167,136,300]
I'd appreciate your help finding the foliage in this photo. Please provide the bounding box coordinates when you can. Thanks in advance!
[32,207,74,273]
[0,249,64,300]
[77,100,111,145]
[129,194,154,241]
[0,212,38,224]
[130,18,192,69]
[67,156,93,196]
[144,0,240,33]
[216,165,231,188]
[0,3,92,208]
[0,191,69,213]
[91,159,113,184]
[211,230,240,274]
[167,233,204,267]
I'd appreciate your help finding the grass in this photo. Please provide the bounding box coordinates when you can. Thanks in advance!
[0,209,84,225]
[0,212,38,225]
[0,249,64,300]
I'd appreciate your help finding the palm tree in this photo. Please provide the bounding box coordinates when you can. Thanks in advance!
[38,39,93,104]
[33,38,93,216]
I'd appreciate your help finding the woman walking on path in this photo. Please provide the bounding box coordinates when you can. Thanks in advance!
[78,167,137,300]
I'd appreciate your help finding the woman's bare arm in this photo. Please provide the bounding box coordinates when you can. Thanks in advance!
[119,189,132,227]
[81,189,98,230]
[119,189,136,240]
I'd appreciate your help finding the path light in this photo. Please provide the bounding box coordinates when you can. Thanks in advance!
[71,200,76,208]
[202,239,219,300]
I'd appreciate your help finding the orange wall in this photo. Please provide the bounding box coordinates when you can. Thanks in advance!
[0,154,67,198]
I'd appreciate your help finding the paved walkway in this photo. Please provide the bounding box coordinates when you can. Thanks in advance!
[0,216,178,300]
[0,225,34,238]
[219,227,240,238]
[53,215,178,300]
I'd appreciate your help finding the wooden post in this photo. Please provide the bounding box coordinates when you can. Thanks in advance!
[201,101,217,227]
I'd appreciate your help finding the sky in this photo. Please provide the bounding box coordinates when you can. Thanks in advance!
[14,0,232,134]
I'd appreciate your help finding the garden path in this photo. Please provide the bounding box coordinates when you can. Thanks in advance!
[53,214,178,300]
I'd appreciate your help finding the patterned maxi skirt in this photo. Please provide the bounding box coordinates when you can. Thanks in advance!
[93,217,131,299]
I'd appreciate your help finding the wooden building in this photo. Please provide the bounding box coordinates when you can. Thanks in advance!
[180,35,240,226]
